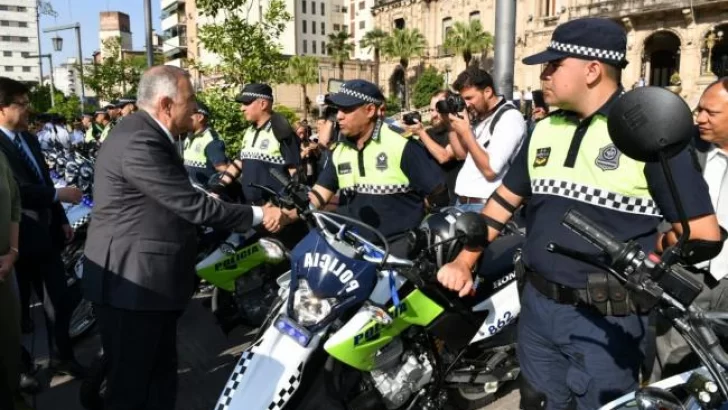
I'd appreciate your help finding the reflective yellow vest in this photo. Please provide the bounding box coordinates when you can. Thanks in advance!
[99,123,112,143]
[239,121,285,165]
[183,128,215,169]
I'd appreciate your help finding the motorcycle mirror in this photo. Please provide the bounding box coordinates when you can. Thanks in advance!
[634,386,685,410]
[454,212,488,249]
[607,87,694,163]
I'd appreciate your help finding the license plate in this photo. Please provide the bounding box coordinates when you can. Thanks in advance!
[274,315,312,347]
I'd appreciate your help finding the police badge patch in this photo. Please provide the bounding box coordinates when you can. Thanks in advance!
[260,139,270,150]
[376,153,388,170]
[533,147,551,167]
[596,143,621,171]
[338,162,352,175]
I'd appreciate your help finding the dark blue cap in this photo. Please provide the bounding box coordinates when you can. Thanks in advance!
[324,79,385,108]
[195,101,211,117]
[118,97,136,106]
[235,83,273,104]
[523,17,628,68]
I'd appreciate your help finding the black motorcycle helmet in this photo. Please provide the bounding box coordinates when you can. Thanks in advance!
[78,163,94,193]
[419,206,465,269]
[65,161,80,185]
[55,156,67,177]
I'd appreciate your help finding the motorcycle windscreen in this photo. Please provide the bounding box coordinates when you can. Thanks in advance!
[66,204,92,230]
[214,310,327,410]
[324,289,444,371]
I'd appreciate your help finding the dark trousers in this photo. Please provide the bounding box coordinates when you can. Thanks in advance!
[517,282,648,409]
[16,250,79,360]
[96,304,180,410]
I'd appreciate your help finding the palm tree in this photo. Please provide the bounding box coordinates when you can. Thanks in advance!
[383,28,428,109]
[360,28,389,87]
[326,31,355,79]
[287,56,319,120]
[444,20,494,66]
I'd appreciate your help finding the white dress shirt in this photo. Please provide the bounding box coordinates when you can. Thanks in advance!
[702,146,728,280]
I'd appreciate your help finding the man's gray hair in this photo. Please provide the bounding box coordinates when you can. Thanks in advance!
[136,65,188,109]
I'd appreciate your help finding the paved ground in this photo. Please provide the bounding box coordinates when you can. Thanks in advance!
[26,294,520,410]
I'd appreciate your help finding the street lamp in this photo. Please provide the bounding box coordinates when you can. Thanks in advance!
[25,54,55,108]
[705,27,724,75]
[44,23,85,112]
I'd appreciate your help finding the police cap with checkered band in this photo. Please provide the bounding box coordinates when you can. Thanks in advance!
[522,17,628,68]
[324,79,385,108]
[235,83,274,105]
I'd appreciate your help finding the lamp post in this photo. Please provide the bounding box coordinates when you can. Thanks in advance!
[25,54,54,108]
[705,27,724,75]
[44,23,85,112]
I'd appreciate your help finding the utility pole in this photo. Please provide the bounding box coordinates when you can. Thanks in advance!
[494,0,516,100]
[144,0,154,67]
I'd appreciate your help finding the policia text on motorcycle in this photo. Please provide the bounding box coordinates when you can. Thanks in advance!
[216,83,301,205]
[284,79,449,254]
[436,17,722,410]
[183,101,228,184]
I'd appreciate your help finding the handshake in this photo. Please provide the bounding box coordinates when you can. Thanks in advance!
[260,203,296,233]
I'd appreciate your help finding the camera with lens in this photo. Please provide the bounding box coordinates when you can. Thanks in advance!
[402,111,422,125]
[435,93,466,114]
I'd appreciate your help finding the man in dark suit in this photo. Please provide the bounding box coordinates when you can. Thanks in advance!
[0,77,87,379]
[82,65,285,410]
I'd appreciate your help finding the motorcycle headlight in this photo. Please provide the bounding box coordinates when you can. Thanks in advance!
[293,280,335,326]
[259,238,288,264]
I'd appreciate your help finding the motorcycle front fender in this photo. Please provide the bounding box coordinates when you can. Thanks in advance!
[215,308,328,410]
[598,367,708,410]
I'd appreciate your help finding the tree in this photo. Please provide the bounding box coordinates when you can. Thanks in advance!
[326,31,355,79]
[28,84,53,114]
[383,28,428,109]
[48,94,82,120]
[444,20,493,66]
[287,56,318,120]
[360,29,389,87]
[411,66,444,109]
[195,0,292,86]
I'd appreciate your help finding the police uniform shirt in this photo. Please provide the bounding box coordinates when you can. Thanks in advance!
[239,112,301,204]
[317,124,445,239]
[184,128,227,169]
[502,89,714,288]
[184,127,227,183]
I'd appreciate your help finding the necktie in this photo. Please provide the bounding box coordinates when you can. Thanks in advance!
[13,133,44,183]
[711,155,728,280]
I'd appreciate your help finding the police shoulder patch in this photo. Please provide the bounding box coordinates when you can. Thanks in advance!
[260,139,270,150]
[595,143,621,171]
[533,147,551,168]
[376,152,388,170]
[338,162,352,175]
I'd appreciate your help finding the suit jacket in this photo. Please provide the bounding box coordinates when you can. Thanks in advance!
[83,111,256,311]
[0,129,68,257]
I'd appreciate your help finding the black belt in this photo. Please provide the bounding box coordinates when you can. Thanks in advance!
[458,196,488,204]
[526,269,589,306]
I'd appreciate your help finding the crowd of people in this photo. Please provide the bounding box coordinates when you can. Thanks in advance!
[1,14,728,410]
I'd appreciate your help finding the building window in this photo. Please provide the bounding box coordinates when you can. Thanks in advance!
[312,22,316,34]
[359,21,365,29]
[22,66,30,72]
[359,1,365,10]
[321,2,325,15]
[4,66,13,72]
[0,21,8,27]
[312,2,316,14]
[303,40,308,53]
[321,41,326,54]
[542,0,556,17]
[321,22,325,35]
[333,24,340,31]
[21,51,28,58]
[17,7,26,12]
[342,6,348,13]
[302,0,306,13]
[303,20,307,34]
[469,11,480,22]
[1,36,9,41]
[19,22,27,28]
[442,17,453,47]
[19,37,28,43]
[2,51,10,57]
[343,25,348,33]
[394,18,405,30]
[313,41,317,54]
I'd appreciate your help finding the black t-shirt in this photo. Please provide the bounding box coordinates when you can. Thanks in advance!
[426,127,463,204]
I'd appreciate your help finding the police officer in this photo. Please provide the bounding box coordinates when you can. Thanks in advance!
[81,113,101,142]
[285,80,447,254]
[96,110,113,143]
[436,18,721,409]
[183,102,228,184]
[216,83,301,205]
[117,97,137,119]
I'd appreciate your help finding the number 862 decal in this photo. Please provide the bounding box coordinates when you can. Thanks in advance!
[488,311,514,335]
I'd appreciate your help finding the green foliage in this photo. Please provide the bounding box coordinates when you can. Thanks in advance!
[670,72,681,86]
[327,31,355,79]
[444,20,493,66]
[383,29,428,108]
[273,105,299,125]
[411,66,444,109]
[360,29,389,87]
[384,96,401,118]
[28,84,53,114]
[195,0,292,86]
[287,56,319,119]
[48,94,82,120]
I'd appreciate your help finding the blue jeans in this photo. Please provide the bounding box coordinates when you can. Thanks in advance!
[517,282,648,409]
[455,199,485,213]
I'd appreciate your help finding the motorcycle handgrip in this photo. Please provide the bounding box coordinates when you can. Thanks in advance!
[562,209,624,258]
[270,168,291,188]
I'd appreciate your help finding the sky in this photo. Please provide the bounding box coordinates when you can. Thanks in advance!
[38,0,162,74]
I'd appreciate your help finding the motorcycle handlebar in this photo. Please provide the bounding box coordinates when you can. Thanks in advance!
[562,209,624,258]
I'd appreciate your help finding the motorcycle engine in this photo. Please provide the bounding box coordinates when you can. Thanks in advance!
[370,341,434,409]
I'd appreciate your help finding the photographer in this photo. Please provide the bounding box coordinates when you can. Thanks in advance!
[404,90,464,205]
[448,67,526,212]
[294,120,320,186]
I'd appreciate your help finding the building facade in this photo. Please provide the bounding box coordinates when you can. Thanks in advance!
[51,56,96,98]
[373,0,728,108]
[349,0,376,60]
[99,11,132,59]
[0,0,39,83]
